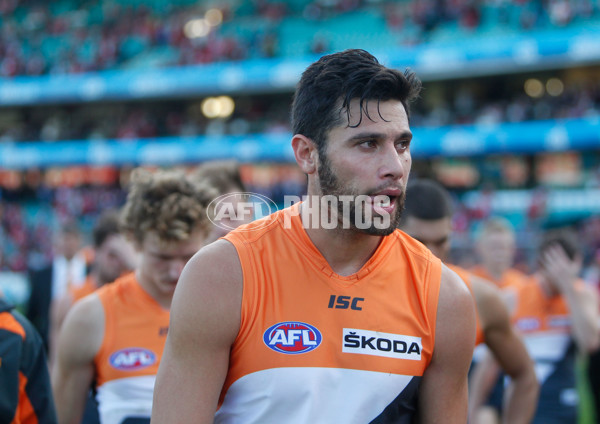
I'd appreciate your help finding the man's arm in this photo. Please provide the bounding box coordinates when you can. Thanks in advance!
[417,265,476,423]
[468,349,502,423]
[52,295,104,424]
[542,244,600,352]
[471,276,538,424]
[48,294,72,368]
[152,240,243,423]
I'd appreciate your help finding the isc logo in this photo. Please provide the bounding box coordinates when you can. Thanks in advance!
[109,348,156,371]
[263,322,322,354]
[328,295,364,310]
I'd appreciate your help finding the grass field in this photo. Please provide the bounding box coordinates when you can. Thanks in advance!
[578,356,596,424]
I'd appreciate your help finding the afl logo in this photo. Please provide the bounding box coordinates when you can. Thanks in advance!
[109,348,156,371]
[263,321,322,354]
[207,192,278,232]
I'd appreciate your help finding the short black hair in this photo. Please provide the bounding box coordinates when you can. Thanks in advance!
[402,179,453,222]
[291,49,421,156]
[539,228,580,261]
[93,210,121,248]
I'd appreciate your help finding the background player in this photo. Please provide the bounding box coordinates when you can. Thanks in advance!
[473,229,600,424]
[399,178,538,424]
[52,168,213,424]
[50,209,137,359]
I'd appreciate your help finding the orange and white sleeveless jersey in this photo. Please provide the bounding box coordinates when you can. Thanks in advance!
[511,275,579,420]
[70,274,97,302]
[448,265,484,346]
[470,266,526,317]
[94,273,169,424]
[511,276,573,378]
[219,204,442,424]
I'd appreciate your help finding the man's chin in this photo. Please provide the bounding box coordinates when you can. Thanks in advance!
[359,226,396,237]
[160,281,178,294]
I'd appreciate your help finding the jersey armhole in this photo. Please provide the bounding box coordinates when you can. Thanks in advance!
[93,292,111,384]
[222,236,255,348]
[425,255,442,367]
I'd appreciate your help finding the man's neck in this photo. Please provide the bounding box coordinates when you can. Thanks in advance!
[136,270,172,310]
[300,187,387,277]
[304,225,383,277]
[486,266,505,282]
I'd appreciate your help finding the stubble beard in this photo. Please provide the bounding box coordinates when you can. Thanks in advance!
[317,151,404,236]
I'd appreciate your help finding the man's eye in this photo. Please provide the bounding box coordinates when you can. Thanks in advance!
[360,140,377,148]
[396,140,410,151]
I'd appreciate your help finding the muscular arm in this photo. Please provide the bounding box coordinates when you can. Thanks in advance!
[52,295,104,424]
[417,265,476,423]
[468,349,502,423]
[48,294,73,367]
[470,276,538,424]
[152,240,243,423]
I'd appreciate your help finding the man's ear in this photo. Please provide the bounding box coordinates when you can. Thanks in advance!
[292,134,318,175]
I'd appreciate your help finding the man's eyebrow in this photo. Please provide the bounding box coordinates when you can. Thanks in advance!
[346,131,413,142]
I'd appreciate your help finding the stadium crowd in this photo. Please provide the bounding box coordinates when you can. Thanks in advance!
[1,0,599,78]
[0,75,599,144]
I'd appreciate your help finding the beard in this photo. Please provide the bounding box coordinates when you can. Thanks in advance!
[317,151,405,236]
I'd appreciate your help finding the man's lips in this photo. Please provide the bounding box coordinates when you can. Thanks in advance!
[368,191,400,214]
[372,188,402,197]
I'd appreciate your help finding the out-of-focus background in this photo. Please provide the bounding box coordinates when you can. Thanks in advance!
[0,0,599,419]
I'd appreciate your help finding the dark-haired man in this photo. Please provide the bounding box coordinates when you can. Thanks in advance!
[153,49,475,423]
[399,179,538,424]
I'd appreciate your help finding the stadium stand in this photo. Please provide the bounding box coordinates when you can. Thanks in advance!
[0,0,599,285]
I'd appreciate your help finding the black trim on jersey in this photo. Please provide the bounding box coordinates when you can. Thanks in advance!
[369,376,421,424]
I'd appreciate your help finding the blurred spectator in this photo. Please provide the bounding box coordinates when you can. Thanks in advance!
[25,220,90,351]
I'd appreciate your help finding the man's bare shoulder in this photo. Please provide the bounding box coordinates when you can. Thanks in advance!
[59,294,104,362]
[469,274,501,297]
[469,275,505,307]
[171,239,243,342]
[469,274,512,331]
[181,239,242,291]
[440,264,475,308]
[188,238,239,267]
[65,294,104,334]
[437,264,477,345]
